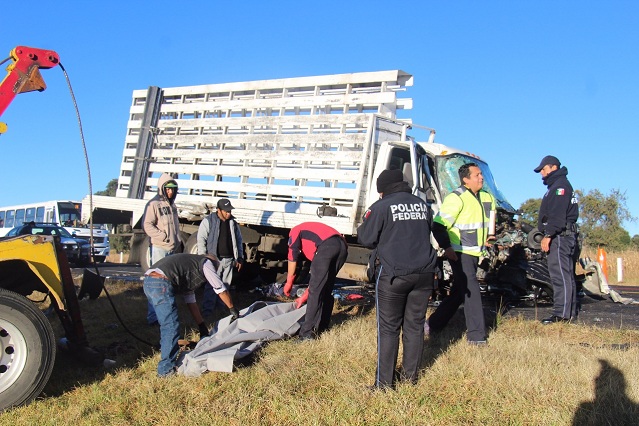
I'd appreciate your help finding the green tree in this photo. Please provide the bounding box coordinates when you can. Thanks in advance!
[518,198,542,228]
[631,235,639,249]
[95,178,118,196]
[576,188,636,251]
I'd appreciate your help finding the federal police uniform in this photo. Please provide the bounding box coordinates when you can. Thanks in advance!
[535,156,579,321]
[357,169,437,389]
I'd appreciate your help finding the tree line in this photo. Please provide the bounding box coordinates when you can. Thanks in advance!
[519,189,638,251]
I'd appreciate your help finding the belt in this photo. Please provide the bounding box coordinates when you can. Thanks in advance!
[560,223,579,236]
[147,271,168,280]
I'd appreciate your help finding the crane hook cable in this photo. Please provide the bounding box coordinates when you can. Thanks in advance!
[58,62,156,349]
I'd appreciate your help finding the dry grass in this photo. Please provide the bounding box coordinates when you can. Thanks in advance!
[3,280,639,425]
[580,246,639,286]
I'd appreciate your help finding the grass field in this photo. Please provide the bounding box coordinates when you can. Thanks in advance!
[1,277,638,425]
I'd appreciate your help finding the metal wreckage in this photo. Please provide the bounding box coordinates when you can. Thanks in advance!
[435,209,631,305]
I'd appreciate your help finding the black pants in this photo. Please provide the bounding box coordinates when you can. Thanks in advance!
[375,269,433,388]
[547,233,578,319]
[299,237,348,338]
[428,252,486,342]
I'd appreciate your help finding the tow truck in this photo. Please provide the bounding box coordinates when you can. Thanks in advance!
[0,46,101,411]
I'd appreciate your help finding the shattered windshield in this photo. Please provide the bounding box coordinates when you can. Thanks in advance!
[434,154,515,213]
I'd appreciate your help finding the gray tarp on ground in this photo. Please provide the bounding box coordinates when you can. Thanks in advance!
[581,258,638,305]
[177,301,307,376]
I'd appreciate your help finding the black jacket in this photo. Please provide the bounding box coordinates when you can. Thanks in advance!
[357,183,437,277]
[538,167,579,237]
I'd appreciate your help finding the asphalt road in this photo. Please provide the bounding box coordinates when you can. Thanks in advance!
[75,263,639,331]
[76,262,144,282]
[487,285,639,330]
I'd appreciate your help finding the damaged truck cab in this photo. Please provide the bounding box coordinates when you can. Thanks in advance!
[415,143,550,298]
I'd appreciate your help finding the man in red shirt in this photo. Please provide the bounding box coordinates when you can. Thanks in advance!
[283,222,348,340]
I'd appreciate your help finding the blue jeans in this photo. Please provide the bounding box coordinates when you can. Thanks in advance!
[147,246,174,324]
[143,276,180,376]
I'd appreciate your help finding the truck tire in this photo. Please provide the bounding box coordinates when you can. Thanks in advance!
[183,232,198,255]
[527,259,554,301]
[0,288,56,411]
[178,231,190,253]
[138,237,151,271]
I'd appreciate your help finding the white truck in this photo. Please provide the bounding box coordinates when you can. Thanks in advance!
[83,70,542,294]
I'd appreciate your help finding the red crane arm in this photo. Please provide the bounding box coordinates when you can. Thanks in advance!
[0,46,60,119]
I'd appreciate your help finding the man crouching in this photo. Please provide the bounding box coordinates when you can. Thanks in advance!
[143,253,240,377]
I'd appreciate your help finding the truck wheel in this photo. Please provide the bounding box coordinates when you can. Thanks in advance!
[139,237,151,271]
[183,232,198,255]
[178,231,190,253]
[527,259,553,301]
[0,288,56,411]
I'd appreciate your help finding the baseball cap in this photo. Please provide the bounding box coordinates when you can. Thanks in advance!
[164,180,178,188]
[217,198,234,211]
[534,155,561,173]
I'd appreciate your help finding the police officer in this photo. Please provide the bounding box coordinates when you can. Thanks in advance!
[428,162,496,345]
[534,155,579,323]
[357,168,437,390]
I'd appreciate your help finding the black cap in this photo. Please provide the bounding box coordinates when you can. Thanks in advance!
[376,169,404,193]
[216,198,234,211]
[534,155,561,173]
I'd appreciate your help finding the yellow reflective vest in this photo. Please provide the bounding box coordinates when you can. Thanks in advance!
[434,186,496,256]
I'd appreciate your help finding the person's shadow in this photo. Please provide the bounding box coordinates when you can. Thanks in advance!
[572,359,639,425]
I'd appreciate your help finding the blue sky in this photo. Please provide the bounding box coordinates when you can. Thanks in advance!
[2,1,638,236]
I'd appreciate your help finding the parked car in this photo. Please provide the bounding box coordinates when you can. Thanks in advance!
[64,224,110,263]
[6,223,91,266]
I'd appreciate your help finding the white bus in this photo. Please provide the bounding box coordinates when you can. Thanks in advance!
[0,200,110,262]
[0,200,82,235]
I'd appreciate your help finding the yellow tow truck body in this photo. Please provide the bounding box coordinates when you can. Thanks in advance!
[0,235,65,308]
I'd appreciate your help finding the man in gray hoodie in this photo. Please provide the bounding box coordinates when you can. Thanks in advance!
[143,172,181,324]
